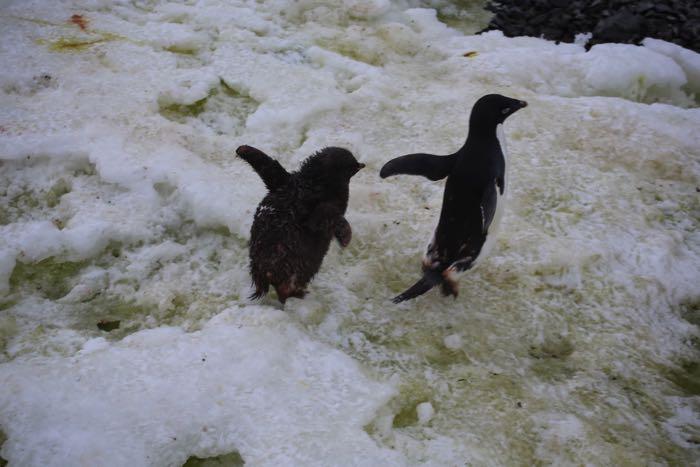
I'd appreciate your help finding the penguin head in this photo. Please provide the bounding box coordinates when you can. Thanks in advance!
[298,147,364,184]
[470,94,528,126]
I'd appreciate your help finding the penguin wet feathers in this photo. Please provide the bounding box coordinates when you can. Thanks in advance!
[380,94,527,303]
[236,145,365,304]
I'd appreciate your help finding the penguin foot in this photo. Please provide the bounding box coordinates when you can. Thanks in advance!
[275,283,306,304]
[440,275,459,298]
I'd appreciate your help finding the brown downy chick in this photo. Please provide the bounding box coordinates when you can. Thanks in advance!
[236,145,364,303]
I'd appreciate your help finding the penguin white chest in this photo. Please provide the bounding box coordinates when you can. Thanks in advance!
[496,123,508,165]
[473,124,509,266]
[492,123,509,228]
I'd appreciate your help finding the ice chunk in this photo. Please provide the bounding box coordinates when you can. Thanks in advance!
[583,43,688,103]
[643,38,700,95]
[443,334,462,350]
[416,402,434,425]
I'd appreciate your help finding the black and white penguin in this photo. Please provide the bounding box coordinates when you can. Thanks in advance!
[380,94,527,303]
[237,145,364,303]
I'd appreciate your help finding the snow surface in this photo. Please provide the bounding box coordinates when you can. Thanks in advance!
[1,0,699,465]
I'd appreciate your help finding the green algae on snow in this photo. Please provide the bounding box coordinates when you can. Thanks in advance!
[164,44,199,55]
[0,315,18,361]
[40,31,123,52]
[0,190,40,226]
[158,96,210,122]
[0,178,72,226]
[9,257,87,300]
[387,381,434,429]
[0,428,7,467]
[46,178,72,208]
[158,79,259,135]
[46,37,107,51]
[183,451,245,467]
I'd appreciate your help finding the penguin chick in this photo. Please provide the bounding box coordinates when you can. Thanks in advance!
[380,94,527,303]
[237,145,365,303]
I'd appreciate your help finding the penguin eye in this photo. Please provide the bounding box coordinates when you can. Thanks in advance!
[501,107,511,115]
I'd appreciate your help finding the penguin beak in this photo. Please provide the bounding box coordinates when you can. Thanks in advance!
[519,100,528,108]
[352,162,365,176]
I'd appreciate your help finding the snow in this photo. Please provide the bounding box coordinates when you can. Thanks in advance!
[0,0,699,465]
[643,37,700,96]
[0,307,399,466]
[443,30,698,106]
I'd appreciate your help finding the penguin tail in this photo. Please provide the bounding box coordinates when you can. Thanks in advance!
[249,278,269,301]
[249,289,266,301]
[392,270,443,304]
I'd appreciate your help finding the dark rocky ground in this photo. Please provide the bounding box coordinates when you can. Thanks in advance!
[480,0,700,52]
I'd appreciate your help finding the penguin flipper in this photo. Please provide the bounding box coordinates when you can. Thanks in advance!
[236,145,290,191]
[333,217,352,247]
[480,181,498,234]
[392,269,443,303]
[380,153,456,181]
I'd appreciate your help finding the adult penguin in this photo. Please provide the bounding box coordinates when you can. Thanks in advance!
[380,94,527,303]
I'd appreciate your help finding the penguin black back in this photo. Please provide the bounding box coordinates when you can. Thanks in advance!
[381,94,528,303]
[237,145,364,303]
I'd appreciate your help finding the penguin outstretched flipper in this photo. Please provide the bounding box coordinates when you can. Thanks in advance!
[236,145,290,191]
[379,153,456,181]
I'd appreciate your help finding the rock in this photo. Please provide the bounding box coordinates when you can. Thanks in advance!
[594,10,646,43]
[479,0,700,53]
